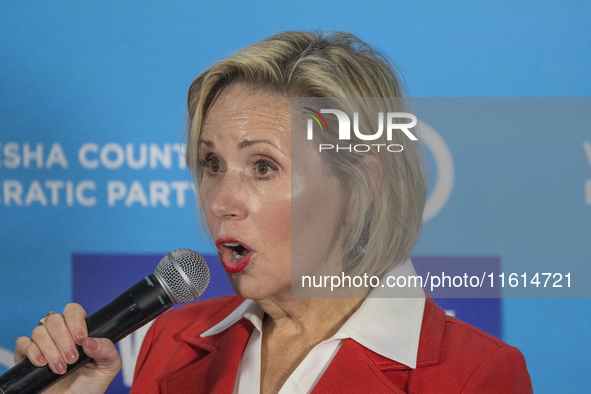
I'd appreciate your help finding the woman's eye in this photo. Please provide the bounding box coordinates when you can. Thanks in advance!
[255,160,276,176]
[201,157,222,174]
[209,160,220,172]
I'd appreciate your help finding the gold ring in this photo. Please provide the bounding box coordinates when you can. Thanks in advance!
[39,312,56,326]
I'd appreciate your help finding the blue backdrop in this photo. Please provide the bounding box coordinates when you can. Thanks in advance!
[1,1,590,393]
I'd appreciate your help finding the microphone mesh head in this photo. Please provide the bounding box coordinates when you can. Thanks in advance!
[154,249,210,303]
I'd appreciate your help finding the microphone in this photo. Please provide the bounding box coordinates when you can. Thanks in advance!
[0,249,210,394]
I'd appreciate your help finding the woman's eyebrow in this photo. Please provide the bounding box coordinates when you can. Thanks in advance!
[200,139,215,148]
[199,138,285,154]
[237,139,282,153]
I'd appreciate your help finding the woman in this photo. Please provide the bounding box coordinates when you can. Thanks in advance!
[15,31,533,393]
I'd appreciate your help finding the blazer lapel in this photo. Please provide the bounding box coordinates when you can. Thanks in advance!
[414,298,445,368]
[312,339,407,394]
[161,318,254,394]
[312,298,446,393]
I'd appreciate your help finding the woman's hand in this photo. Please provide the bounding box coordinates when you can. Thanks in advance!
[14,303,122,394]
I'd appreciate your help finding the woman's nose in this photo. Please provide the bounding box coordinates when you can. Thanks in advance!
[207,173,248,220]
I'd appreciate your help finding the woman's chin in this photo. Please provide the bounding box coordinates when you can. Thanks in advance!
[227,275,289,301]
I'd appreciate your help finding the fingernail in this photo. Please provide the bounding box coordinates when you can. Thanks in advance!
[75,330,85,343]
[53,359,67,375]
[65,347,77,363]
[84,337,98,351]
[36,354,47,365]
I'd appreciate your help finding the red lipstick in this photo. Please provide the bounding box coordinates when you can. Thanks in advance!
[215,237,253,273]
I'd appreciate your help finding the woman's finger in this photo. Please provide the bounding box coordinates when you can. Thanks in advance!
[43,312,80,366]
[82,337,122,373]
[31,321,68,375]
[63,303,88,346]
[14,336,47,367]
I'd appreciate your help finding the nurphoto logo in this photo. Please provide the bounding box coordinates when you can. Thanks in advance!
[302,107,418,153]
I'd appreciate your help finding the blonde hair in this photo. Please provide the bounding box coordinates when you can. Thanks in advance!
[186,31,427,277]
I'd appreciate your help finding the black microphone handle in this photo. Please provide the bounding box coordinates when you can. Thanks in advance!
[0,274,174,394]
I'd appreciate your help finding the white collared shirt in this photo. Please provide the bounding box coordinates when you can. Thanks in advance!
[200,259,426,394]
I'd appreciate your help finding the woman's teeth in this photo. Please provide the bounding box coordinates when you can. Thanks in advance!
[221,242,248,261]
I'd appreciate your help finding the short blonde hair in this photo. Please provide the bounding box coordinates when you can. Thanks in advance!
[186,31,427,277]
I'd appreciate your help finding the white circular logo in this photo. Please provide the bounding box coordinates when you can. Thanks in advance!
[417,120,454,222]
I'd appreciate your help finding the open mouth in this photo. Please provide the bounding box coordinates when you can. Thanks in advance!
[224,242,249,261]
[216,238,253,273]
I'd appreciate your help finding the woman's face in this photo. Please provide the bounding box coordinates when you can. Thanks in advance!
[198,84,346,301]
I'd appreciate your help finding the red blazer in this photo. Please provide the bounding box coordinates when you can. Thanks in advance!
[130,295,533,394]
